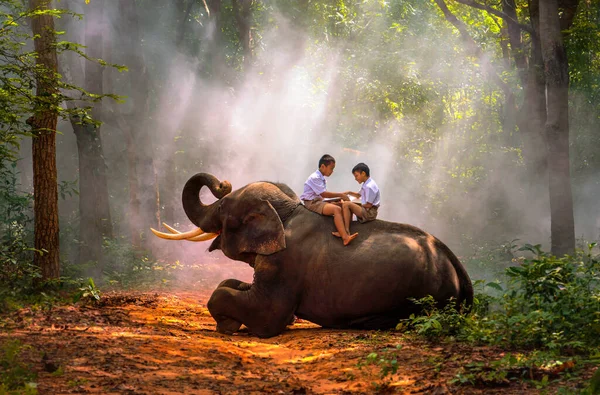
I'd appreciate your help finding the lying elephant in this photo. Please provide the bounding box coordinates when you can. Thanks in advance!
[152,173,473,338]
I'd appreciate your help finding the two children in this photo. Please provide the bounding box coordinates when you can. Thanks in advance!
[300,155,380,246]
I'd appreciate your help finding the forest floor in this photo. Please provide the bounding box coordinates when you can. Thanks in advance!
[0,262,597,394]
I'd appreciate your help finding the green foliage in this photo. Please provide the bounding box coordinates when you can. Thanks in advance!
[496,244,600,351]
[0,340,37,394]
[59,236,180,289]
[386,243,600,390]
[360,343,405,391]
[363,344,404,378]
[402,244,600,354]
[396,295,467,339]
[0,0,125,303]
[462,239,520,281]
[101,237,181,288]
[451,351,574,388]
[399,243,600,375]
[71,277,101,304]
[587,367,600,395]
[0,162,39,299]
[0,1,124,164]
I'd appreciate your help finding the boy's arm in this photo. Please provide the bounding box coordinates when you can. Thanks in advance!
[362,187,376,208]
[344,191,361,198]
[320,191,349,200]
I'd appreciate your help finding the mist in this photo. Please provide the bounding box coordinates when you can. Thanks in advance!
[19,0,596,282]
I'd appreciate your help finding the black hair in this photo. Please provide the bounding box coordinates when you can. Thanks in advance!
[352,162,370,177]
[318,154,336,168]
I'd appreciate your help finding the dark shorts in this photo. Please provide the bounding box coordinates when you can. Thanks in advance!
[358,206,378,223]
[303,199,327,215]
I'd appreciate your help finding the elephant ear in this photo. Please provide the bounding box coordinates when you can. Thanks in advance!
[238,200,286,255]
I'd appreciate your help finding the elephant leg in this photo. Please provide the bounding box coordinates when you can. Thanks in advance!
[215,317,244,335]
[207,284,296,338]
[207,279,248,334]
[209,279,252,335]
[286,314,296,326]
[216,278,252,291]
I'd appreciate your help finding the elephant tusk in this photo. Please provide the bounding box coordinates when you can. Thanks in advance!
[187,233,219,242]
[150,226,206,240]
[162,222,182,234]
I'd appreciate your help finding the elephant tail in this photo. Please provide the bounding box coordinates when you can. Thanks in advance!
[437,240,474,313]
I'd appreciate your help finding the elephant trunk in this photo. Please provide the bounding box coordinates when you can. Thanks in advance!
[182,173,232,232]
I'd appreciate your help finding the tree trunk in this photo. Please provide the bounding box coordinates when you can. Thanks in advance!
[232,0,252,71]
[28,0,60,280]
[206,0,229,81]
[159,0,192,231]
[517,2,548,182]
[437,0,579,253]
[539,0,576,255]
[503,0,527,83]
[74,0,113,268]
[117,0,157,251]
[73,121,111,265]
[115,116,142,249]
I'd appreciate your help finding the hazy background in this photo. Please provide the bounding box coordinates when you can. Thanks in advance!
[15,0,600,281]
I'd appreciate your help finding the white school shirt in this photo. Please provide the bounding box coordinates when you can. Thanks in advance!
[360,177,380,207]
[299,170,327,201]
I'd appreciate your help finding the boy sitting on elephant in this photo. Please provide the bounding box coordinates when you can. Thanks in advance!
[300,154,359,246]
[333,162,381,238]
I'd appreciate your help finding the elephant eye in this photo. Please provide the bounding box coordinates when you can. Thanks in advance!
[243,213,262,224]
[225,216,241,229]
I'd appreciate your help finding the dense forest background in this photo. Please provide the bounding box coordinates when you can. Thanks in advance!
[2,0,600,393]
[3,0,600,276]
[1,0,599,294]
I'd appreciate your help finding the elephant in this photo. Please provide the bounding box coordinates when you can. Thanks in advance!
[152,173,473,338]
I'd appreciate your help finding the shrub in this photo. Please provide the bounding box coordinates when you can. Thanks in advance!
[0,162,39,299]
[0,340,37,394]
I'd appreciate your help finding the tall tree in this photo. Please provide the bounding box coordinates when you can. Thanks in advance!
[232,0,252,70]
[61,0,113,268]
[27,0,60,279]
[433,0,547,181]
[435,0,580,255]
[206,0,229,80]
[539,0,576,255]
[115,0,157,250]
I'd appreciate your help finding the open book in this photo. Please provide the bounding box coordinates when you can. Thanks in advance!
[322,197,362,205]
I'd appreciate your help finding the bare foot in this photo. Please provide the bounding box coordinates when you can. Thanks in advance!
[343,232,358,246]
[332,231,351,238]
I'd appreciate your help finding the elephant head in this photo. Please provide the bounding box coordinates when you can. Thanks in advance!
[152,173,300,262]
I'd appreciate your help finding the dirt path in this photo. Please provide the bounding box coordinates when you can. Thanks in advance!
[0,290,589,394]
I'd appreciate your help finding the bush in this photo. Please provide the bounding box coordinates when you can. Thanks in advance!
[0,161,39,300]
[401,243,600,354]
[59,236,177,289]
[396,295,467,339]
[0,340,37,394]
[495,243,600,351]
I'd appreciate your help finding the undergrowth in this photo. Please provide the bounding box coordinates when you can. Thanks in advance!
[0,340,38,395]
[365,243,600,392]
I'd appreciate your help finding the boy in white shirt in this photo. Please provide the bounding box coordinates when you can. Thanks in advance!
[300,154,358,246]
[334,163,381,238]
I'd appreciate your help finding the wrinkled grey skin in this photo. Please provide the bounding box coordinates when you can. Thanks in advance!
[182,173,473,338]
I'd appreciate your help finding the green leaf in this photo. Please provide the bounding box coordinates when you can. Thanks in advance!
[589,367,600,394]
[486,282,503,291]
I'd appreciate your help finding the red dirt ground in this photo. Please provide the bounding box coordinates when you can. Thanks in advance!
[0,262,596,394]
